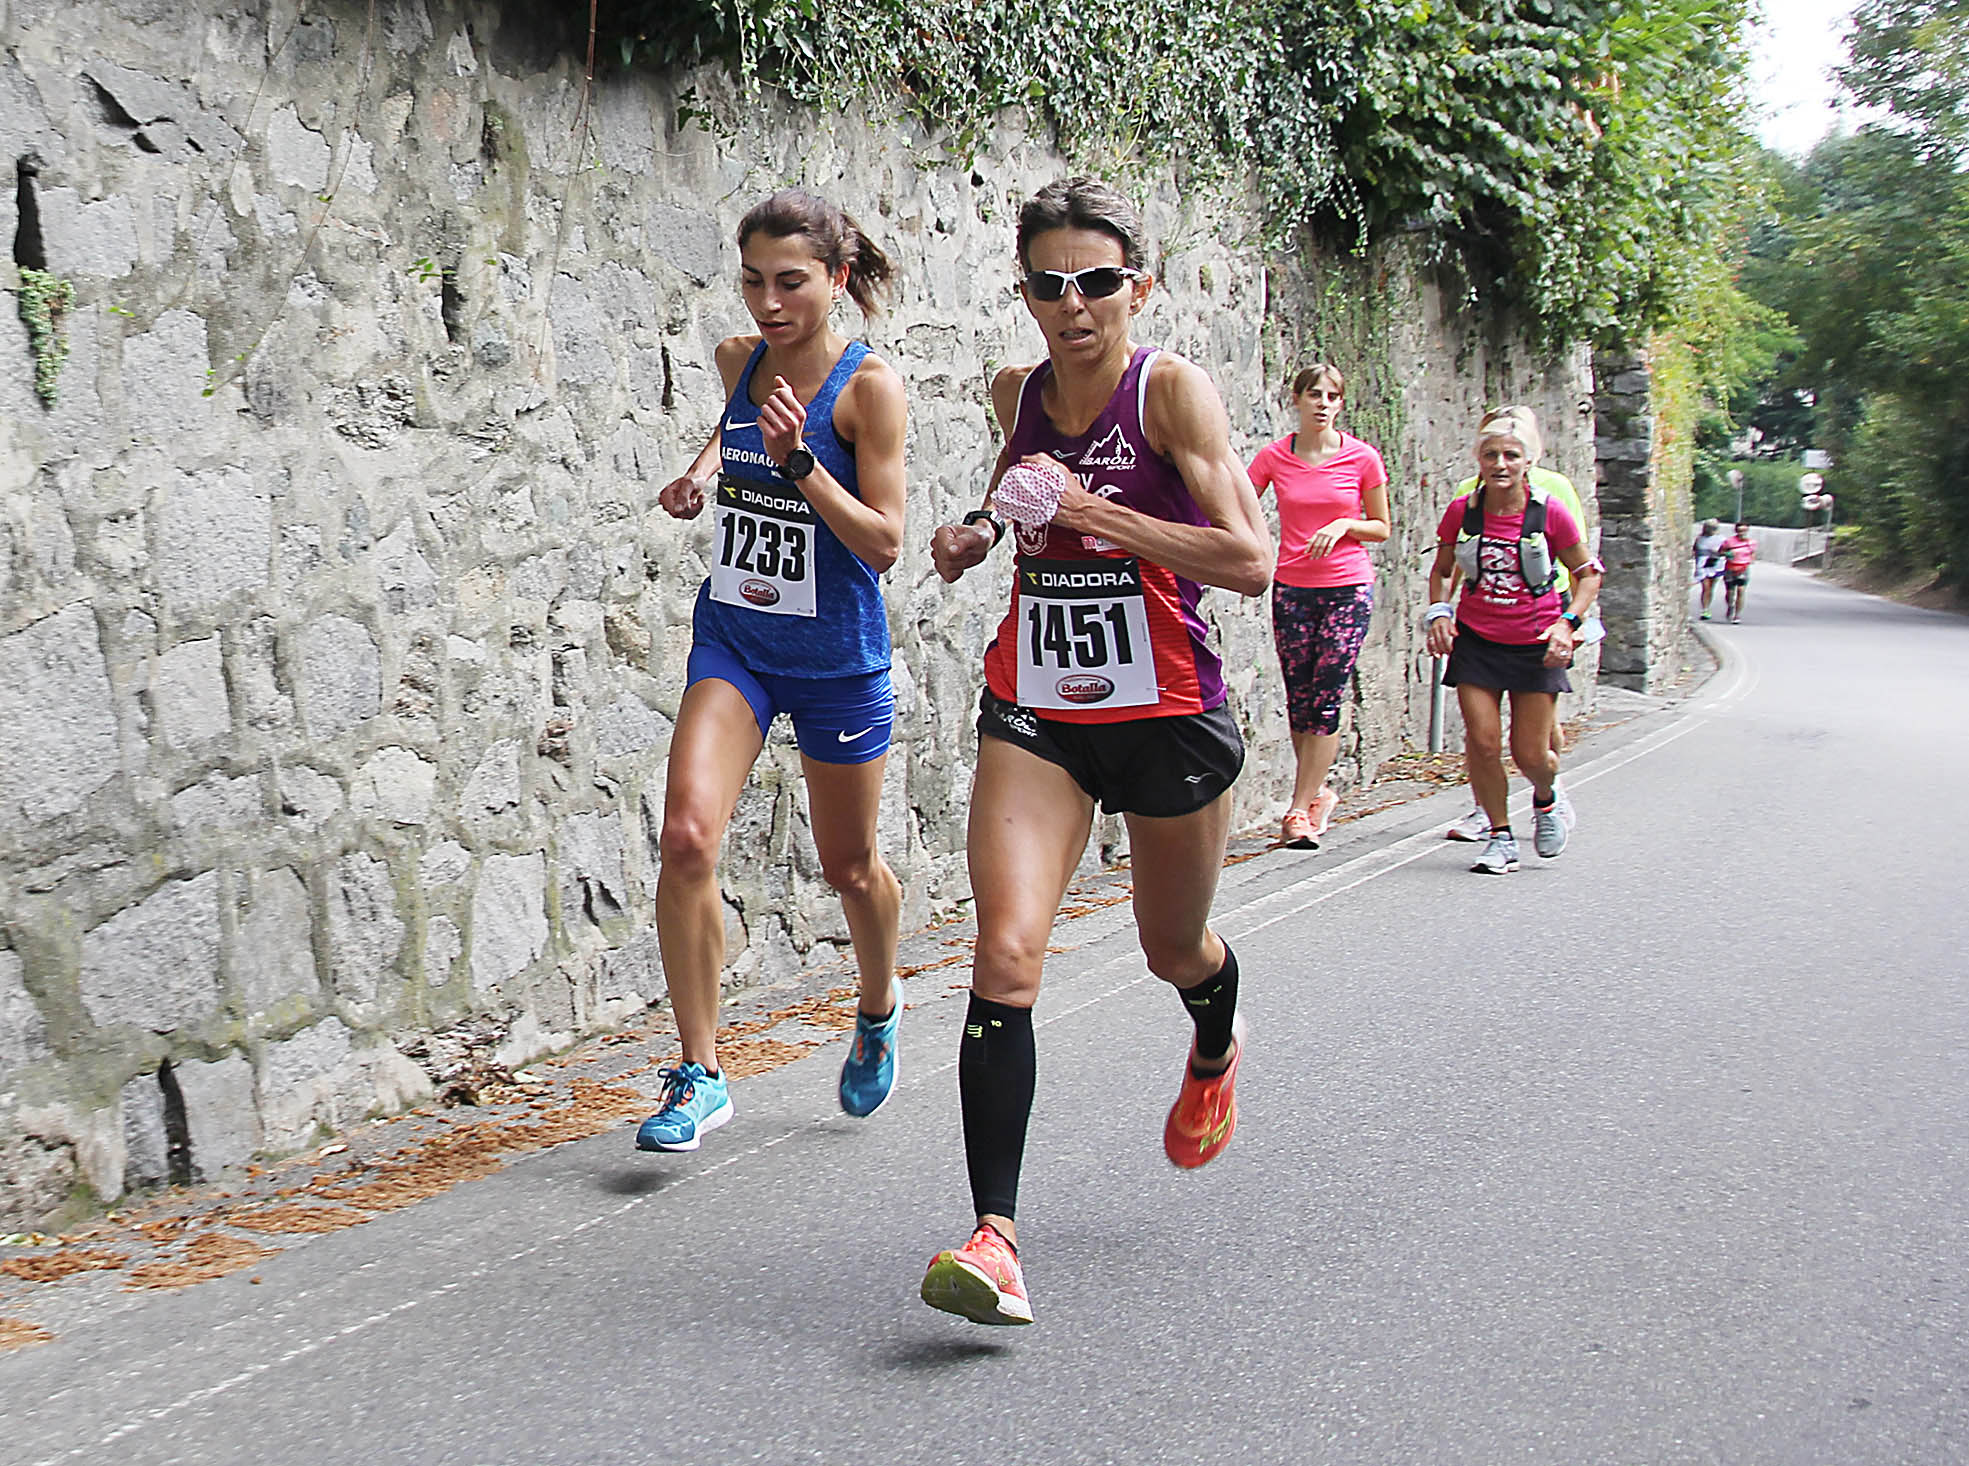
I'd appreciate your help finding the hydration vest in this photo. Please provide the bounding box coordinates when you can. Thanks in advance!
[1453,485,1557,596]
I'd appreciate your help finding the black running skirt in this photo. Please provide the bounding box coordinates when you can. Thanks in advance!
[1443,621,1572,695]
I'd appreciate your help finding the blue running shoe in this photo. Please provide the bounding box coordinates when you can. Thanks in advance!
[838,997,901,1117]
[635,1062,732,1152]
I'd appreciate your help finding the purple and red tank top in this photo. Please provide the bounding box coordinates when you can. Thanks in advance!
[983,346,1227,723]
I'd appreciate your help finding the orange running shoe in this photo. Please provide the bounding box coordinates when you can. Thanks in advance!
[920,1223,1033,1325]
[1308,784,1339,837]
[1280,809,1316,848]
[1163,1014,1245,1169]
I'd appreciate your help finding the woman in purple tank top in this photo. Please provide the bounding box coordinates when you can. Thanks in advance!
[919,177,1273,1326]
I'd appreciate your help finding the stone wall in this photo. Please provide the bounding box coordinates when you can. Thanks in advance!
[0,0,1594,1227]
[1594,349,1690,688]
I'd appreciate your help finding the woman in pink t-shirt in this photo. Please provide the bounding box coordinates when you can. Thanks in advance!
[1424,408,1603,874]
[1248,363,1391,849]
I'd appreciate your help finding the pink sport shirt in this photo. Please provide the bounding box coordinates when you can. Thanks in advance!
[1248,433,1386,589]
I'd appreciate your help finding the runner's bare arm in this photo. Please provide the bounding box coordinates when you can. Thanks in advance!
[1426,540,1459,656]
[776,355,908,573]
[1054,354,1272,595]
[660,336,756,518]
[930,365,1032,583]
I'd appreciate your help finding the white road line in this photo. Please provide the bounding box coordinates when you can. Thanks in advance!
[41,646,1752,1462]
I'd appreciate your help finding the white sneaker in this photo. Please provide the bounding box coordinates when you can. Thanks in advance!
[1551,779,1576,830]
[1470,830,1520,874]
[1532,802,1569,859]
[1445,807,1489,842]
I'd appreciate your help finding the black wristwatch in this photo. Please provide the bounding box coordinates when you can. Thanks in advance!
[1562,611,1584,630]
[781,446,817,481]
[961,509,1005,551]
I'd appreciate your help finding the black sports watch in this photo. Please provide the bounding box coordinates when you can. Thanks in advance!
[781,446,817,481]
[1562,611,1584,630]
[961,509,1005,551]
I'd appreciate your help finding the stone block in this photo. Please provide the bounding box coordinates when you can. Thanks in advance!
[559,810,626,924]
[650,207,725,282]
[471,852,546,991]
[426,915,461,985]
[153,464,272,610]
[419,841,471,885]
[277,763,344,829]
[373,524,438,613]
[121,1070,170,1187]
[153,634,230,747]
[123,310,212,438]
[327,852,405,1008]
[548,274,615,387]
[463,739,522,817]
[171,772,261,836]
[300,614,380,737]
[264,104,330,192]
[596,693,670,758]
[352,746,436,826]
[179,1053,259,1177]
[39,187,140,278]
[80,871,221,1033]
[237,866,317,1017]
[82,60,244,162]
[256,1017,351,1150]
[1,948,51,1079]
[0,604,119,826]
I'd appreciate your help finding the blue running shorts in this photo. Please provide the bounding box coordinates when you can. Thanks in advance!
[686,641,895,765]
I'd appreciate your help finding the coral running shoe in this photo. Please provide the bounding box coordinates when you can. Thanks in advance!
[1445,807,1490,842]
[1308,785,1339,837]
[1163,1014,1245,1169]
[1280,808,1316,849]
[921,1224,1033,1326]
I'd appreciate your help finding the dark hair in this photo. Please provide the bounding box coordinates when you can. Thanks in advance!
[737,189,894,317]
[1292,363,1344,397]
[1016,176,1149,273]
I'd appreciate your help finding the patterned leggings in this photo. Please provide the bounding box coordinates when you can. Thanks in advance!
[1271,582,1376,735]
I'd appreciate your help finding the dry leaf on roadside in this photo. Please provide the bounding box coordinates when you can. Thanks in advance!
[0,1249,128,1284]
[0,1317,53,1352]
[123,1235,276,1292]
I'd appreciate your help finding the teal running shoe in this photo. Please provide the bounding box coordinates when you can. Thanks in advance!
[838,999,901,1117]
[635,1062,732,1151]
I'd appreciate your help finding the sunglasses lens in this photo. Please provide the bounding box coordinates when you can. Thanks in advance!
[1026,268,1132,301]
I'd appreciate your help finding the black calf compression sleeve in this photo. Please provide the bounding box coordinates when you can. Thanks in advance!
[958,994,1036,1221]
[1177,939,1239,1065]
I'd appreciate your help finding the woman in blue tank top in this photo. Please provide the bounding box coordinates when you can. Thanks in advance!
[633,190,910,1154]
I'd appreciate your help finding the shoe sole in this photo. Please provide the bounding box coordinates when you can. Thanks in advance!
[1470,859,1519,874]
[634,1095,734,1153]
[1444,827,1485,842]
[1281,835,1318,851]
[920,1254,1032,1326]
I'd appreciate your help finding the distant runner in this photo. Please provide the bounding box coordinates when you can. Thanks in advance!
[1720,522,1756,623]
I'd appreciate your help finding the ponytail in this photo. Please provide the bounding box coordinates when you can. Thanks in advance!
[737,189,894,317]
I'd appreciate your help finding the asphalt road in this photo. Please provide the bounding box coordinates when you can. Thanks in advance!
[6,565,1966,1466]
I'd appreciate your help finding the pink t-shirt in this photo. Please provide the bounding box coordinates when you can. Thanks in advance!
[1435,493,1584,645]
[1721,535,1756,571]
[1248,432,1386,588]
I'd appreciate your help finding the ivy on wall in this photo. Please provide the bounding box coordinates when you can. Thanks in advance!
[15,268,74,408]
[596,0,1756,350]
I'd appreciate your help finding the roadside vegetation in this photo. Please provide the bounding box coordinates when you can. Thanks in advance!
[1720,0,1969,592]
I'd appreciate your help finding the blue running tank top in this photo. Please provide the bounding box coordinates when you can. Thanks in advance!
[692,339,892,677]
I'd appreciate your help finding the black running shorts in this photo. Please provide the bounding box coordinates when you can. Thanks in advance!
[976,690,1245,818]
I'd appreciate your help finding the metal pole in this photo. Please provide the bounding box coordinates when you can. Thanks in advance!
[1427,655,1447,753]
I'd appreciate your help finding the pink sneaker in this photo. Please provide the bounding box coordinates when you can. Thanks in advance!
[1308,785,1339,836]
[921,1224,1033,1325]
[1280,809,1316,848]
